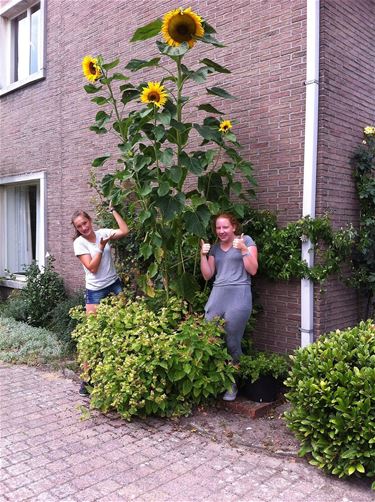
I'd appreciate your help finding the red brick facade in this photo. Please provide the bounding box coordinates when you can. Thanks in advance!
[1,0,374,352]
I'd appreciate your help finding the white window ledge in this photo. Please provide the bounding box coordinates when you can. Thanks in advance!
[0,69,45,97]
[0,278,26,289]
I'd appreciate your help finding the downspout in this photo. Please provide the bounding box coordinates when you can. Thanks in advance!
[300,0,320,347]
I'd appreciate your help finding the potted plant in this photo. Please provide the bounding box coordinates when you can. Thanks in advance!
[238,352,289,403]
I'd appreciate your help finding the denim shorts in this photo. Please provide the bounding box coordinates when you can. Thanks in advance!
[86,278,123,305]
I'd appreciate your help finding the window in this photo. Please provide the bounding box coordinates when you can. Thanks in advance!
[0,173,46,286]
[0,0,46,96]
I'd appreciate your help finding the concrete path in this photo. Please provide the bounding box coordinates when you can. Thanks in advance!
[1,363,373,501]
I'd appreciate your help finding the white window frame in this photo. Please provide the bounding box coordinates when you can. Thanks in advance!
[0,171,46,288]
[0,0,46,96]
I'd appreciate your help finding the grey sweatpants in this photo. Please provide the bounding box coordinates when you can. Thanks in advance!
[204,284,252,363]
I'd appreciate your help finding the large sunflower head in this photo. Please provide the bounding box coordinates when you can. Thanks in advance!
[219,120,232,134]
[82,55,102,82]
[161,7,204,48]
[140,82,168,108]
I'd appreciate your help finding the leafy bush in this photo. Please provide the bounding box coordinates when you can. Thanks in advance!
[71,294,236,420]
[284,320,375,489]
[0,317,65,365]
[21,256,66,327]
[0,291,29,323]
[47,290,85,348]
[239,352,289,383]
[0,256,66,329]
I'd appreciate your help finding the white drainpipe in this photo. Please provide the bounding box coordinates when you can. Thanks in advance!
[300,0,320,347]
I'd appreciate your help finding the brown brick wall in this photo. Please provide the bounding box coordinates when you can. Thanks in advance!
[1,0,373,352]
[314,0,375,337]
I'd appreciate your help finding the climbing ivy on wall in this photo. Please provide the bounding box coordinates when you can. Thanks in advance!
[351,126,375,317]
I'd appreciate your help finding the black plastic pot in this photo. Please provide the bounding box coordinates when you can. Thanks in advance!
[241,375,281,403]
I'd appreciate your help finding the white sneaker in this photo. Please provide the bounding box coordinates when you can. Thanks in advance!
[223,383,238,401]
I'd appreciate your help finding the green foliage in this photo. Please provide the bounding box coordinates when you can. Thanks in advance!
[22,256,66,327]
[242,209,356,282]
[84,10,256,303]
[351,127,375,317]
[70,294,236,420]
[284,320,375,488]
[47,291,85,348]
[0,256,66,328]
[0,290,29,323]
[0,317,65,364]
[239,352,289,383]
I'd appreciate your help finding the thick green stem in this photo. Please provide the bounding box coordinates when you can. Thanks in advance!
[176,57,183,168]
[106,78,126,142]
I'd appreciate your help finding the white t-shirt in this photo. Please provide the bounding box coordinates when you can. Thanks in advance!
[73,229,118,290]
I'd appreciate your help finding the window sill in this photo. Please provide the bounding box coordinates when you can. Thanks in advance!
[0,278,27,289]
[0,70,45,97]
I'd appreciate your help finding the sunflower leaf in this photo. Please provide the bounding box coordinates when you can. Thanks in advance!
[91,96,109,105]
[200,58,231,74]
[102,58,120,71]
[159,148,174,166]
[155,195,183,221]
[111,73,129,81]
[89,125,108,135]
[206,87,236,99]
[197,104,224,115]
[168,165,183,184]
[199,34,225,48]
[84,84,103,94]
[121,89,140,105]
[224,131,239,145]
[157,181,170,197]
[183,212,206,237]
[202,21,217,34]
[157,110,171,126]
[193,124,222,143]
[95,111,111,127]
[92,154,111,167]
[130,19,162,42]
[126,58,161,72]
[156,41,189,56]
[190,67,211,83]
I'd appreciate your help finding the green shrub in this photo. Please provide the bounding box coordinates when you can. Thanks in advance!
[48,291,85,348]
[284,320,375,489]
[21,256,66,327]
[0,317,65,365]
[71,294,236,420]
[239,352,289,383]
[0,291,29,323]
[0,256,66,329]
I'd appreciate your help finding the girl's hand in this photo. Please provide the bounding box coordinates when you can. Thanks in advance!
[200,239,211,255]
[99,236,111,251]
[233,233,246,251]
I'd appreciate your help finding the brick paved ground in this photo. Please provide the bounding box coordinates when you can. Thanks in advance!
[0,363,373,502]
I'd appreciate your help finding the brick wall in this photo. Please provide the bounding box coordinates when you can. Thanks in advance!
[1,0,373,352]
[314,0,375,337]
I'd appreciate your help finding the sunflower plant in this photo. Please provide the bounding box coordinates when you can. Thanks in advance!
[82,7,256,303]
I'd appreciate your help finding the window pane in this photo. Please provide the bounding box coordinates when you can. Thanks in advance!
[6,186,34,274]
[15,12,29,81]
[30,5,40,74]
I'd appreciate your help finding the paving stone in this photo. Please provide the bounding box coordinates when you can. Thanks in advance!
[1,363,374,502]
